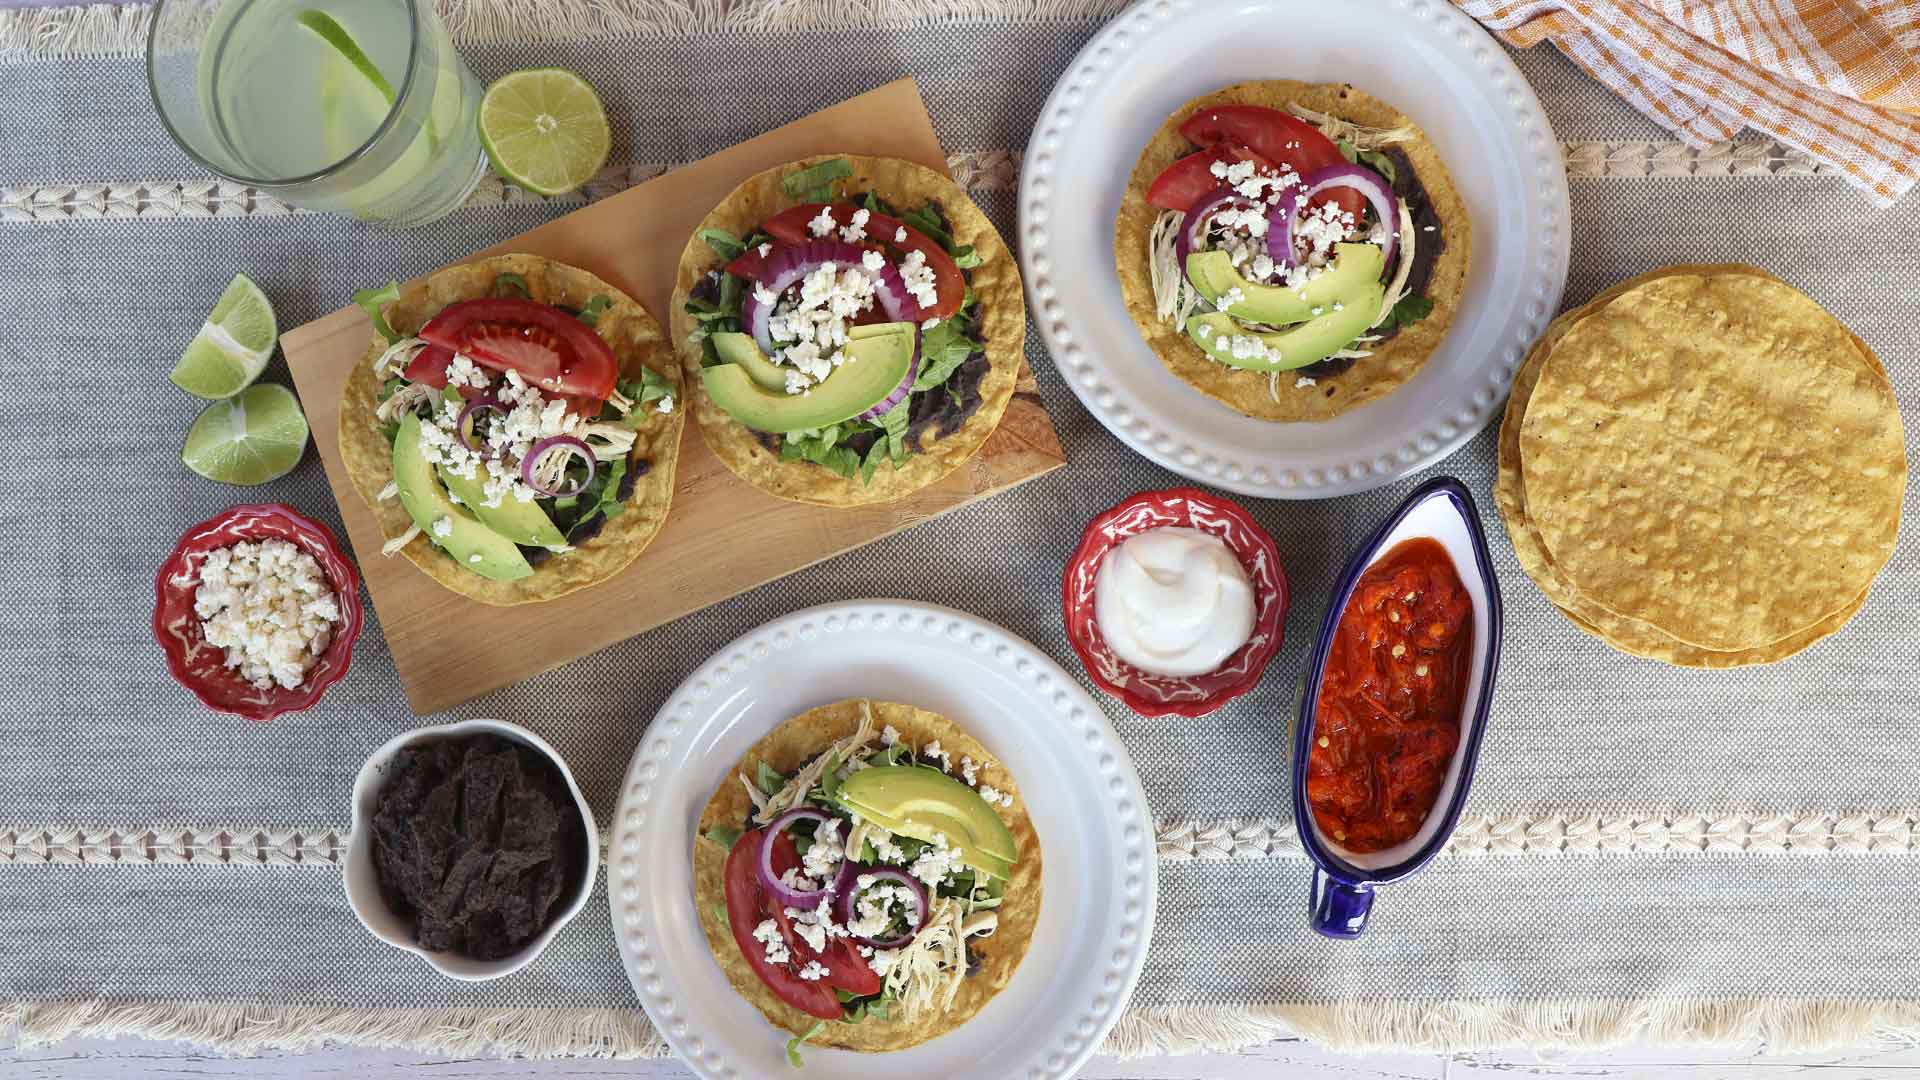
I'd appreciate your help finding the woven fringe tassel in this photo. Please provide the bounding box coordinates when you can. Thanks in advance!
[0,1001,671,1058]
[8,998,1920,1059]
[0,4,152,63]
[1100,999,1920,1059]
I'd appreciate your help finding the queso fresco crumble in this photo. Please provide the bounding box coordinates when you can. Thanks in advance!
[193,538,340,690]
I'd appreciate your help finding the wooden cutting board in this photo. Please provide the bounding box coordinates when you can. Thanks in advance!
[281,79,1064,715]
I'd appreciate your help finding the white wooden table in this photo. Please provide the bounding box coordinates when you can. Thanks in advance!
[5,1036,1917,1077]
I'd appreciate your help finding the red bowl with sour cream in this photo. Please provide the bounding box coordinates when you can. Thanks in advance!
[153,503,363,722]
[1062,487,1288,717]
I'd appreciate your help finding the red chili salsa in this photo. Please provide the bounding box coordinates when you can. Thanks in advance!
[1307,538,1473,854]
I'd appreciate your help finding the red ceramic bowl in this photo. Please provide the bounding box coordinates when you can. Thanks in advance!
[153,503,364,722]
[1063,487,1289,718]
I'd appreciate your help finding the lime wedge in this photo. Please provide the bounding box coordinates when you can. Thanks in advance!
[478,68,611,196]
[171,274,278,400]
[183,384,311,486]
[296,10,394,103]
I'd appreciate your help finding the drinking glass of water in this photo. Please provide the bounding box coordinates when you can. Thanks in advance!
[147,0,487,227]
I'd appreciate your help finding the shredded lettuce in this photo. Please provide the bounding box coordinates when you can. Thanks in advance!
[785,1020,826,1067]
[783,158,852,203]
[700,227,747,260]
[576,295,613,327]
[353,282,402,344]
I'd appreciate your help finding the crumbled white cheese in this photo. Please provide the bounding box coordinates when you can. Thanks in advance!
[977,784,1014,808]
[881,725,900,746]
[797,960,830,981]
[193,539,339,691]
[897,248,939,310]
[655,395,674,414]
[910,833,960,887]
[753,918,791,965]
[801,818,843,881]
[959,756,979,786]
[430,517,452,539]
[839,207,871,243]
[922,740,950,771]
[807,207,837,238]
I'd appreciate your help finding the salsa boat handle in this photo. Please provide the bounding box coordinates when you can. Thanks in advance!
[1291,475,1503,939]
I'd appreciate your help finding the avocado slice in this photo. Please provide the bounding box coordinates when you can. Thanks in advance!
[438,464,568,549]
[1186,242,1384,326]
[836,765,1018,880]
[711,331,788,393]
[391,412,532,582]
[702,322,915,433]
[1185,279,1385,372]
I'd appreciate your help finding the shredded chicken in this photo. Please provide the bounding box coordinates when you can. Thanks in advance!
[580,422,640,461]
[960,910,998,939]
[845,817,889,863]
[606,388,634,414]
[1284,104,1418,150]
[882,896,969,1020]
[1148,209,1203,331]
[372,336,428,377]
[377,481,398,502]
[379,522,421,557]
[376,381,436,424]
[752,701,879,826]
[1372,201,1419,329]
[739,773,770,816]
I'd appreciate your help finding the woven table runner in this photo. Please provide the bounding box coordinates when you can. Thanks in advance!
[1,5,1917,1060]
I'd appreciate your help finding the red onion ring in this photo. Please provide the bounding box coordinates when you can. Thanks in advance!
[738,240,918,358]
[758,808,838,910]
[1174,187,1257,274]
[521,435,595,498]
[1286,162,1400,267]
[454,397,505,457]
[831,864,929,948]
[854,325,921,422]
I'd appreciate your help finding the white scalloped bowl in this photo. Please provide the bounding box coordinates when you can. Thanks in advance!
[607,600,1156,1080]
[343,718,599,981]
[1019,0,1570,498]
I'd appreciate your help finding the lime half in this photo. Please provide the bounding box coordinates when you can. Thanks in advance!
[479,68,611,196]
[183,384,310,486]
[171,274,278,400]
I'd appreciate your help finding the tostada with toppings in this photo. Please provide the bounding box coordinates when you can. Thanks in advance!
[669,156,1024,506]
[692,699,1040,1059]
[1116,81,1472,421]
[339,254,684,606]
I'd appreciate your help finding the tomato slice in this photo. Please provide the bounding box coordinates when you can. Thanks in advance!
[1178,104,1366,218]
[725,244,771,280]
[418,298,618,405]
[400,344,453,389]
[1146,144,1276,212]
[723,829,842,1021]
[759,202,964,320]
[758,834,884,997]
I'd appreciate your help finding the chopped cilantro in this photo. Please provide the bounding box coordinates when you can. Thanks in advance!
[353,282,402,344]
[1386,293,1434,330]
[783,159,852,203]
[576,295,613,327]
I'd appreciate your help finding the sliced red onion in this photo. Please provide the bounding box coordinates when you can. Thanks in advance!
[521,435,595,498]
[831,864,929,948]
[855,325,921,422]
[1290,162,1400,267]
[454,397,505,457]
[1174,187,1257,272]
[739,240,918,358]
[758,808,837,910]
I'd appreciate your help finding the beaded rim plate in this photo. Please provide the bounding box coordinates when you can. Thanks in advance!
[1019,0,1570,498]
[608,600,1156,1079]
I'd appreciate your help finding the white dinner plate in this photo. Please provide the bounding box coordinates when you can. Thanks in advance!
[1019,0,1570,498]
[608,600,1157,1079]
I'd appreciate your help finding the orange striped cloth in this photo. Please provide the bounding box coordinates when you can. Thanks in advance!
[1453,0,1920,204]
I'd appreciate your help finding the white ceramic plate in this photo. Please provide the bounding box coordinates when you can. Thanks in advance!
[608,600,1156,1080]
[1019,0,1570,498]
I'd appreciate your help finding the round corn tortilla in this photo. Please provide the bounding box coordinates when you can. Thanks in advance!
[339,253,684,606]
[1502,265,1903,659]
[692,699,1041,1052]
[668,155,1024,507]
[1495,266,1873,667]
[1115,80,1471,421]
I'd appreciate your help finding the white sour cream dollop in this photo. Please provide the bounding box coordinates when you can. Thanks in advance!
[1093,527,1256,677]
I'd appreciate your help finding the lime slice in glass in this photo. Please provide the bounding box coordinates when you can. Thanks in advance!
[182,384,311,486]
[170,274,279,400]
[295,10,395,102]
[479,68,611,196]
